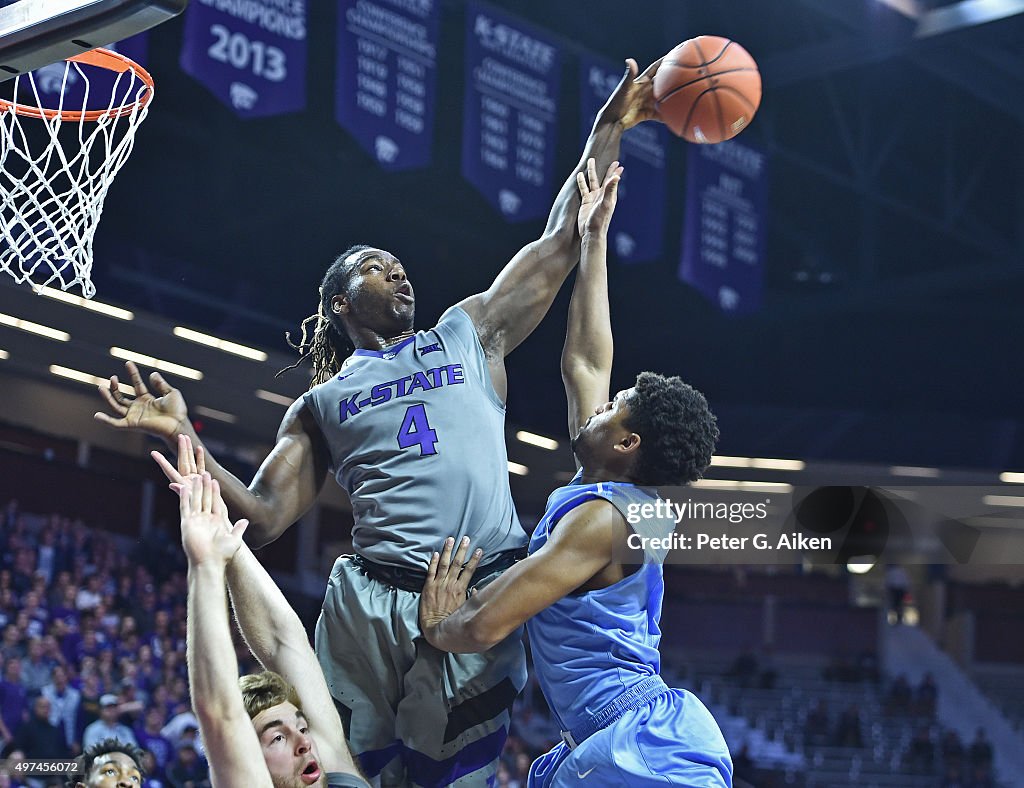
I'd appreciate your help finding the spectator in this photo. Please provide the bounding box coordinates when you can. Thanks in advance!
[804,699,830,747]
[727,647,759,688]
[0,626,23,661]
[14,696,68,759]
[833,703,863,748]
[886,674,913,714]
[74,576,103,613]
[916,672,938,717]
[81,695,136,751]
[941,728,964,771]
[0,659,28,740]
[885,563,911,624]
[906,725,935,774]
[41,666,79,752]
[968,727,993,771]
[20,640,53,693]
[163,743,209,788]
[134,708,173,780]
[75,675,102,741]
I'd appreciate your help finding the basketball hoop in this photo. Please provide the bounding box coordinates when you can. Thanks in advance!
[0,47,154,298]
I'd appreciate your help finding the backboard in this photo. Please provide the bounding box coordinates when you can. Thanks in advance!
[0,0,187,79]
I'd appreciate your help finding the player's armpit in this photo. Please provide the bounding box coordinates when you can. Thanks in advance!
[434,499,622,652]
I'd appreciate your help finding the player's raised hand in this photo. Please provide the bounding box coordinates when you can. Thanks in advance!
[94,361,188,439]
[419,536,484,640]
[152,434,206,494]
[178,473,248,568]
[600,57,664,130]
[577,158,623,237]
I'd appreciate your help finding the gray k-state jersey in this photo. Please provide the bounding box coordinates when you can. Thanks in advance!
[302,306,527,569]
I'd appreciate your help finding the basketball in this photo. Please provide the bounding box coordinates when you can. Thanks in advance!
[653,35,762,144]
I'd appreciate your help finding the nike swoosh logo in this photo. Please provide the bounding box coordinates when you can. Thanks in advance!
[577,767,595,779]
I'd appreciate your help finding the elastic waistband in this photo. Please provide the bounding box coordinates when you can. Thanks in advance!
[349,549,525,593]
[561,675,670,750]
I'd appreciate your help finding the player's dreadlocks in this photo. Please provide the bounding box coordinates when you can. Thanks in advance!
[281,244,370,388]
[68,738,147,786]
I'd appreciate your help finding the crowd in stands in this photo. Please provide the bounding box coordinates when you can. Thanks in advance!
[0,496,1012,788]
[0,499,264,787]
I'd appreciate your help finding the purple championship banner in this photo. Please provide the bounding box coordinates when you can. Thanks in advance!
[579,53,669,264]
[335,0,440,171]
[679,139,768,314]
[461,2,561,222]
[16,32,149,111]
[179,0,307,119]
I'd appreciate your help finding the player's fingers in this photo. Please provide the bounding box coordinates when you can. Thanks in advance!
[150,371,173,395]
[195,444,207,476]
[126,361,148,397]
[211,479,223,517]
[168,482,184,496]
[151,450,184,484]
[451,536,472,572]
[437,537,455,577]
[576,171,588,198]
[462,548,484,583]
[178,435,196,476]
[233,519,250,541]
[635,56,662,83]
[93,412,128,429]
[427,551,440,580]
[604,160,620,182]
[201,473,213,513]
[179,479,192,517]
[98,382,128,416]
[587,157,599,189]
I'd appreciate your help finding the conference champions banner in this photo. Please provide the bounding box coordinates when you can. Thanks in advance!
[679,139,768,314]
[461,2,561,222]
[180,0,308,119]
[335,0,440,170]
[579,53,669,264]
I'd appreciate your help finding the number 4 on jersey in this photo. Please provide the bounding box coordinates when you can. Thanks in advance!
[397,404,438,456]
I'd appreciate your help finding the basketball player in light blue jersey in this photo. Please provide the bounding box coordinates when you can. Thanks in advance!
[96,59,668,787]
[419,159,733,787]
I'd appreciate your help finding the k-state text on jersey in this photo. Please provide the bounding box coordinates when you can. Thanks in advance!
[338,364,466,423]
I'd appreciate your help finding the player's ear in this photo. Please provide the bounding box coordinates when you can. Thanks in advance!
[616,433,641,455]
[331,292,349,316]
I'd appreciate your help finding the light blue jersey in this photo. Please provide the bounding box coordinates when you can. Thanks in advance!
[525,473,732,787]
[303,306,526,569]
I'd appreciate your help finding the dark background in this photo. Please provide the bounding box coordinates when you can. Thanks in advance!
[7,0,1024,469]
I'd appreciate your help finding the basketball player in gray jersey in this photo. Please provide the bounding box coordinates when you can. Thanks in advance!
[95,58,664,787]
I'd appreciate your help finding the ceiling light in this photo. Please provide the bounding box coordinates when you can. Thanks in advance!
[515,430,559,450]
[109,347,203,380]
[999,472,1024,484]
[194,405,238,424]
[0,312,70,341]
[255,389,293,407]
[34,286,134,320]
[173,326,268,361]
[50,365,133,394]
[508,461,529,476]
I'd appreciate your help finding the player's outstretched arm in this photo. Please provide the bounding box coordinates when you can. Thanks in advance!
[456,59,661,391]
[181,474,273,788]
[151,402,330,548]
[419,500,625,652]
[562,158,620,445]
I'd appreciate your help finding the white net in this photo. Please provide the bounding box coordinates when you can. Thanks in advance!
[0,51,153,298]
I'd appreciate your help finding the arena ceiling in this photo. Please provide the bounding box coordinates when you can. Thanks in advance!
[2,0,1024,472]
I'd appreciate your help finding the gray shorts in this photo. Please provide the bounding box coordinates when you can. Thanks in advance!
[316,556,527,788]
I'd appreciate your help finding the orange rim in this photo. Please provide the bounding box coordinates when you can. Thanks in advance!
[0,47,154,122]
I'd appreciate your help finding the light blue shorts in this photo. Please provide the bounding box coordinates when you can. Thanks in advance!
[527,689,732,788]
